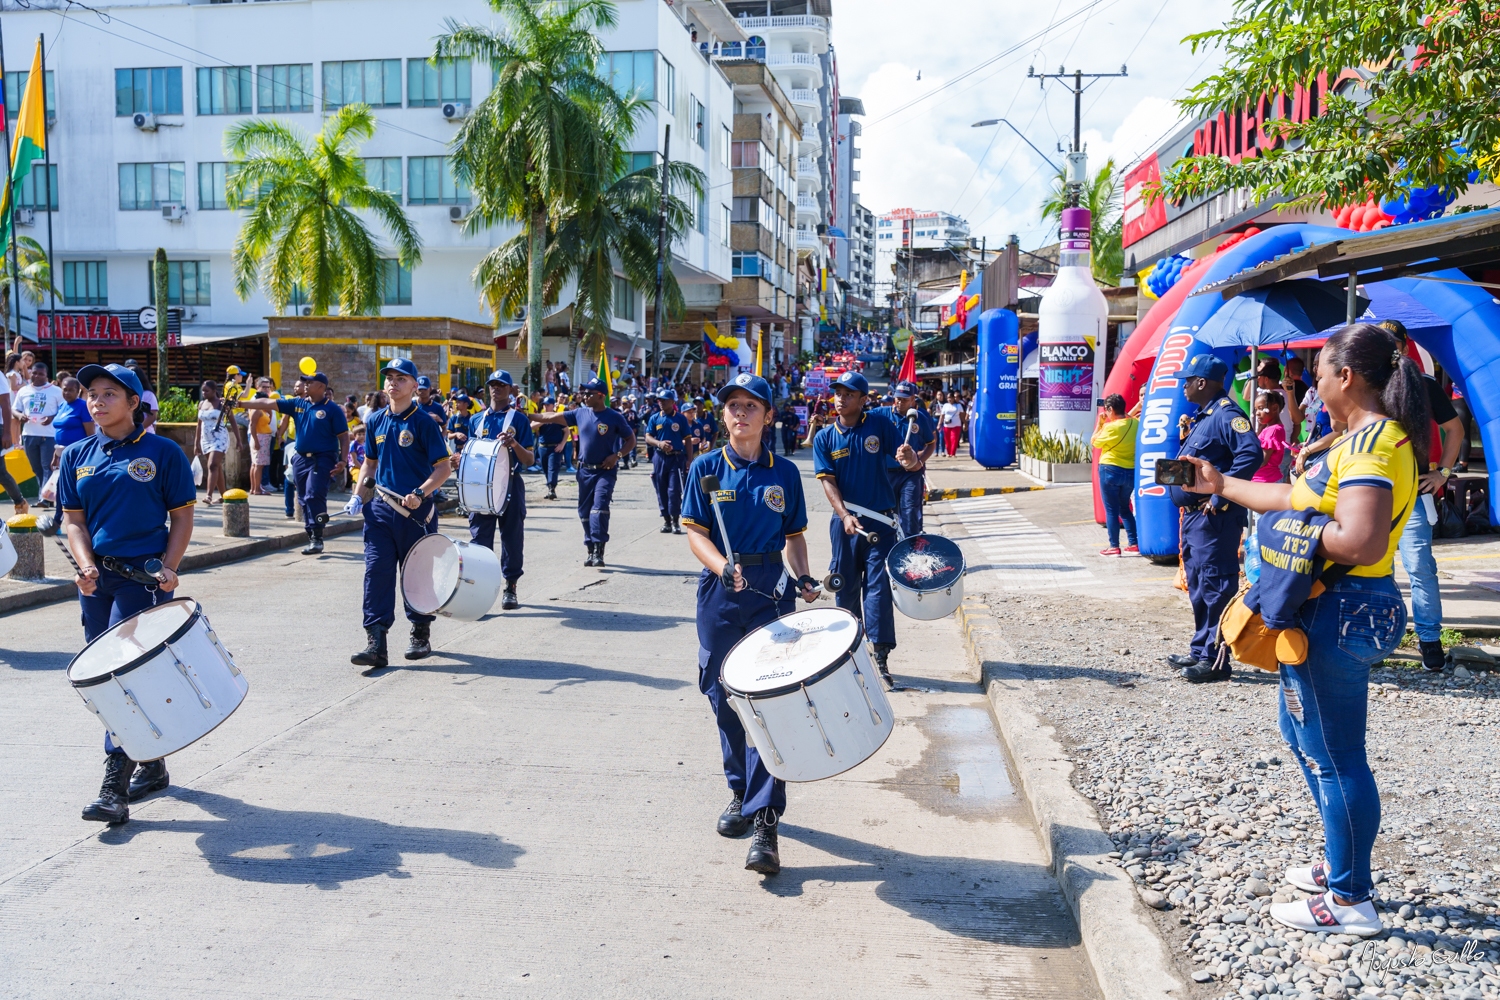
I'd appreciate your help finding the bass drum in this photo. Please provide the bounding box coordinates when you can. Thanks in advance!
[401,533,502,621]
[456,437,511,516]
[886,532,965,620]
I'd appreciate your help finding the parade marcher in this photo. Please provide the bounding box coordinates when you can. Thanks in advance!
[237,372,349,555]
[1166,355,1263,682]
[873,380,937,537]
[532,377,635,568]
[349,358,453,669]
[415,376,446,427]
[533,395,566,499]
[458,371,534,610]
[644,388,690,534]
[60,364,195,824]
[681,372,819,875]
[813,371,921,686]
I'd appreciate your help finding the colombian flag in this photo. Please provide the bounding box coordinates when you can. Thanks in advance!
[0,40,47,251]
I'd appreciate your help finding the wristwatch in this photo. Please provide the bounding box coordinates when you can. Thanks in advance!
[413,487,425,499]
[1438,467,1453,479]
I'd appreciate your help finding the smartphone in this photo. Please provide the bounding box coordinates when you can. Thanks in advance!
[1154,459,1197,487]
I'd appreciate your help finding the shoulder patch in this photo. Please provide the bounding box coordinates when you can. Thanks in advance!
[1231,416,1252,434]
[1219,398,1233,408]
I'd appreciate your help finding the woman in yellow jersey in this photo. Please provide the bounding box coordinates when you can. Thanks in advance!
[1181,324,1428,937]
[1090,393,1138,555]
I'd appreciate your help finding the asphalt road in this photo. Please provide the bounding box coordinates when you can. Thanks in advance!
[0,453,1098,999]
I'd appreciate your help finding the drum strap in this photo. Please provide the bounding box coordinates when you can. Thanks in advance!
[842,502,897,529]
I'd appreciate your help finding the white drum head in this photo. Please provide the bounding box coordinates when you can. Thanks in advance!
[721,607,863,696]
[458,437,510,514]
[68,599,199,686]
[401,534,460,615]
[0,527,16,578]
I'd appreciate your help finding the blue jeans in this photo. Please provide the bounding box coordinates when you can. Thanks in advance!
[1098,464,1137,548]
[1396,501,1441,642]
[1279,575,1405,903]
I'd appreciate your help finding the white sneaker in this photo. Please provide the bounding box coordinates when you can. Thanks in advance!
[1269,891,1383,936]
[1286,861,1329,893]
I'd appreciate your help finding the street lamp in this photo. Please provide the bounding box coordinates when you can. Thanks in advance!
[971,118,1062,173]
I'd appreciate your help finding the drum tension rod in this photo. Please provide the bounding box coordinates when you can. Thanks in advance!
[801,684,836,757]
[851,662,883,725]
[744,696,784,766]
[119,684,163,739]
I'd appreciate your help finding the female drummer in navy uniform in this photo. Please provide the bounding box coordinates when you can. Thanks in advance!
[454,370,533,610]
[59,363,196,824]
[681,373,819,875]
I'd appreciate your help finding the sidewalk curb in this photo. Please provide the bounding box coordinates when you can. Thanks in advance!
[954,597,1184,1000]
[924,485,1047,501]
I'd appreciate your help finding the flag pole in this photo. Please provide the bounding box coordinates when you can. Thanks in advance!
[0,19,20,356]
[38,32,55,375]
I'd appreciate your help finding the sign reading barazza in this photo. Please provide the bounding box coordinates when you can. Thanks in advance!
[37,310,183,348]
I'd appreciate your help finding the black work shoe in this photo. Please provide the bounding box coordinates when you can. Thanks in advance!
[1166,653,1200,668]
[501,586,519,611]
[1419,639,1446,672]
[82,752,135,824]
[594,543,606,569]
[405,622,432,660]
[350,626,388,669]
[661,518,674,534]
[874,645,896,689]
[744,808,781,874]
[545,489,557,500]
[127,758,170,802]
[1181,659,1232,683]
[672,518,684,535]
[584,544,597,567]
[301,533,324,555]
[717,792,751,838]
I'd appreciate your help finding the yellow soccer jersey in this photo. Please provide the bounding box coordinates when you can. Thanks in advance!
[1289,418,1417,578]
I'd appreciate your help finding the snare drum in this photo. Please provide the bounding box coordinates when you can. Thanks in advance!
[456,437,511,516]
[720,607,894,782]
[400,533,502,621]
[66,599,247,761]
[886,532,965,620]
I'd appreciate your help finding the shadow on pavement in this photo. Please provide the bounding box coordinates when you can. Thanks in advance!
[519,603,693,633]
[382,653,691,693]
[0,648,75,672]
[100,787,523,890]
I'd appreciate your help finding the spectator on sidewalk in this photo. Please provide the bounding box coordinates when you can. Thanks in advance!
[1091,394,1138,555]
[1253,390,1290,483]
[939,394,963,458]
[13,361,64,504]
[50,377,95,464]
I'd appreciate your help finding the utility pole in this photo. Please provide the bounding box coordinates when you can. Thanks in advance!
[651,125,671,386]
[1028,64,1128,207]
[40,33,57,375]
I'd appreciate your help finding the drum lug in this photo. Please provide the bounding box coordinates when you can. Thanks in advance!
[801,683,836,758]
[851,661,883,726]
[119,685,163,739]
[205,629,241,676]
[744,695,784,767]
[167,643,214,709]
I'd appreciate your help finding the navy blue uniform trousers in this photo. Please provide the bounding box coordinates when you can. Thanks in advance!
[1180,506,1245,659]
[576,466,618,545]
[830,512,897,647]
[887,468,925,538]
[80,566,164,756]
[539,446,564,491]
[697,564,791,817]
[469,482,526,582]
[362,496,437,629]
[652,452,686,519]
[292,450,337,534]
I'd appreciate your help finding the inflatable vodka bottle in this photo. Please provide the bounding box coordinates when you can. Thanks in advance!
[1037,206,1109,440]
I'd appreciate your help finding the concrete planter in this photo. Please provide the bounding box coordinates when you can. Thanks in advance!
[1050,461,1092,483]
[156,422,197,461]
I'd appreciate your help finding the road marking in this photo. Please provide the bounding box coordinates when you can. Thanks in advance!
[942,494,1096,590]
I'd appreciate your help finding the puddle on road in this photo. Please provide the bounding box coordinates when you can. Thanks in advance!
[888,703,1021,820]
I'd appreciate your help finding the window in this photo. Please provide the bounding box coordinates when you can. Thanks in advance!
[16,164,57,210]
[601,51,655,103]
[362,157,403,196]
[732,252,768,278]
[257,64,314,113]
[407,156,469,205]
[696,188,707,234]
[720,204,731,247]
[745,36,767,61]
[64,262,108,307]
[198,162,239,210]
[732,196,779,230]
[719,124,731,170]
[378,344,412,367]
[378,259,412,306]
[148,260,211,306]
[731,140,766,169]
[625,152,658,175]
[407,58,471,107]
[119,162,186,210]
[322,59,401,110]
[692,97,706,148]
[612,276,635,322]
[658,57,676,113]
[197,66,252,115]
[4,71,55,121]
[116,67,183,117]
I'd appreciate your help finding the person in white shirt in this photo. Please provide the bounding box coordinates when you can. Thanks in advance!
[12,361,65,502]
[940,397,963,458]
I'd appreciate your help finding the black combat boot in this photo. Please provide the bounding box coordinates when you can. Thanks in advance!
[744,808,781,874]
[405,622,432,660]
[81,752,135,824]
[301,530,324,555]
[350,626,388,669]
[501,583,519,611]
[584,543,597,567]
[127,758,170,801]
[661,517,674,534]
[874,644,895,689]
[672,517,684,535]
[594,543,606,569]
[717,791,751,838]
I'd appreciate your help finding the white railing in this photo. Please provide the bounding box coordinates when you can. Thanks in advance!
[788,88,818,105]
[736,15,829,31]
[798,231,821,249]
[768,53,820,69]
[796,195,818,213]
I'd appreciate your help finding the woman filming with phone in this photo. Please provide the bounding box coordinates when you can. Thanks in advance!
[1177,323,1427,937]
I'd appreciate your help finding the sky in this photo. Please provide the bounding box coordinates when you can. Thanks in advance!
[832,0,1238,253]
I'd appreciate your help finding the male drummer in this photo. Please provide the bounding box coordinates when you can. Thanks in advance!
[644,388,690,534]
[455,370,533,610]
[682,372,818,875]
[350,358,453,669]
[236,371,348,554]
[60,363,195,824]
[873,380,936,537]
[532,377,635,568]
[813,370,920,687]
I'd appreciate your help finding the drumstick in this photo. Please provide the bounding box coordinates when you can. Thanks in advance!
[698,474,737,571]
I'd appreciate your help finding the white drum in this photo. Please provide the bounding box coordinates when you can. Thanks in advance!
[456,437,511,516]
[401,533,502,621]
[886,532,966,620]
[66,599,247,761]
[0,524,15,578]
[720,607,894,782]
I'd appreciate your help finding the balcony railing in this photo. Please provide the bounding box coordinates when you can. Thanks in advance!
[768,53,820,69]
[797,231,821,249]
[735,15,829,31]
[796,194,818,214]
[788,88,819,105]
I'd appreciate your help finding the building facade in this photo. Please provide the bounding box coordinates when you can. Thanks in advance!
[833,95,873,308]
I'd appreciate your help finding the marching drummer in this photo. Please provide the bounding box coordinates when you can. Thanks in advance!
[350,358,453,670]
[59,363,196,824]
[455,370,533,610]
[682,372,819,876]
[873,380,936,537]
[813,371,920,688]
[531,377,635,568]
[644,388,689,535]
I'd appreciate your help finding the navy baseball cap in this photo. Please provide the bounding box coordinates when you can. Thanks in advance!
[415,375,433,389]
[542,395,556,405]
[832,370,870,394]
[77,362,143,398]
[894,380,918,396]
[580,376,608,393]
[382,357,420,380]
[716,372,773,407]
[658,388,677,402]
[486,369,514,386]
[301,371,329,385]
[1182,354,1229,383]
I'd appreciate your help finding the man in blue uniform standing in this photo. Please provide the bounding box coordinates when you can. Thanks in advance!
[682,372,819,875]
[532,377,636,568]
[458,370,534,610]
[350,358,453,670]
[415,376,446,427]
[533,395,566,500]
[1167,354,1262,682]
[644,388,690,534]
[873,380,937,537]
[813,371,921,686]
[237,371,349,555]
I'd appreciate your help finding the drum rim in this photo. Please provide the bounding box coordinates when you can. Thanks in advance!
[67,597,203,688]
[399,532,460,615]
[719,608,864,699]
[885,533,966,594]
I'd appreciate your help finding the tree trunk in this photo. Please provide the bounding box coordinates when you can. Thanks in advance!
[154,248,170,394]
[526,205,547,395]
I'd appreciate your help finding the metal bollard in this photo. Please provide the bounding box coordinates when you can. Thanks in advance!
[221,488,250,538]
[5,514,45,580]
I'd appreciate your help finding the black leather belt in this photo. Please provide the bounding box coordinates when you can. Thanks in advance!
[738,552,782,567]
[579,462,616,471]
[100,555,164,586]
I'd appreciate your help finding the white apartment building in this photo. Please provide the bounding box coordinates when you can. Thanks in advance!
[833,95,872,307]
[873,208,970,297]
[0,0,738,387]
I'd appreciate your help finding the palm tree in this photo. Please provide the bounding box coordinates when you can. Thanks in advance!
[1041,157,1123,285]
[435,0,630,393]
[226,105,421,315]
[0,236,56,339]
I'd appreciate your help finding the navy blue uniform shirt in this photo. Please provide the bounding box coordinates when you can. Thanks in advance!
[1173,392,1263,512]
[277,396,349,455]
[535,414,566,446]
[872,404,935,470]
[646,409,690,454]
[58,428,196,558]
[563,406,634,466]
[469,406,535,450]
[682,445,808,555]
[366,402,452,494]
[813,411,903,511]
[418,399,447,428]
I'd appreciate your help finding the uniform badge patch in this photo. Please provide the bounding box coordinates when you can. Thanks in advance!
[126,457,157,483]
[670,422,679,432]
[398,429,414,447]
[735,373,752,385]
[713,489,736,504]
[314,409,327,420]
[75,465,95,481]
[598,424,610,434]
[764,485,786,512]
[1231,416,1252,433]
[864,435,881,454]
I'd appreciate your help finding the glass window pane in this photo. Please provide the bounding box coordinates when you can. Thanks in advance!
[384,60,400,106]
[636,52,654,100]
[408,60,422,106]
[134,69,148,115]
[166,67,182,114]
[116,69,132,116]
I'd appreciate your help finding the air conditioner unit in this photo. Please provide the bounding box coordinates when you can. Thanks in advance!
[161,203,186,222]
[301,306,313,316]
[15,208,35,226]
[132,112,159,131]
[448,205,466,223]
[441,102,470,121]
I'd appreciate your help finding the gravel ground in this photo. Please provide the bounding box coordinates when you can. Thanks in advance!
[982,587,1500,1000]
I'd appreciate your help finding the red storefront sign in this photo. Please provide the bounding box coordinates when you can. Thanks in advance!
[37,311,182,349]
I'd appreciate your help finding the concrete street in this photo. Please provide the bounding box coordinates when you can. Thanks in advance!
[0,454,1097,999]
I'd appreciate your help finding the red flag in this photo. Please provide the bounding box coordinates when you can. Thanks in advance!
[897,337,917,384]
